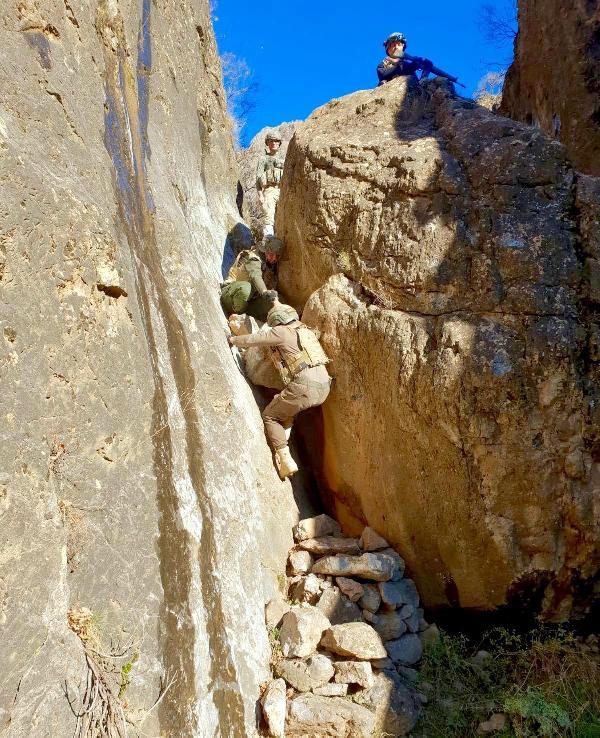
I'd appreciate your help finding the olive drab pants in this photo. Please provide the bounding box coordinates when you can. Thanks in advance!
[263,368,331,450]
[220,282,273,322]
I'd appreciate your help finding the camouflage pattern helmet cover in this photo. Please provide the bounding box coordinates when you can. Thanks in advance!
[258,236,284,254]
[384,32,407,48]
[267,304,299,327]
[265,131,283,143]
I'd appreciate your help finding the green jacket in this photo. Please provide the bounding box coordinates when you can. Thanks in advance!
[227,250,268,296]
[256,152,284,190]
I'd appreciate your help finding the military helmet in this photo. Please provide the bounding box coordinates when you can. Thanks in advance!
[384,32,407,48]
[267,304,299,327]
[265,132,282,144]
[258,235,283,255]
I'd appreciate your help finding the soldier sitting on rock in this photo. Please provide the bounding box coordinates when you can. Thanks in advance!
[256,132,284,241]
[220,237,282,322]
[228,302,331,479]
[377,32,433,86]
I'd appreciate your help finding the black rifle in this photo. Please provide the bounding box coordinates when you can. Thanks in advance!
[404,53,466,88]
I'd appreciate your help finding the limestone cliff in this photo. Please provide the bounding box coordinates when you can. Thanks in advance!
[501,0,600,176]
[0,1,300,735]
[278,77,600,619]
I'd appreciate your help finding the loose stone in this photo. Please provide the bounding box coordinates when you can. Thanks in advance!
[386,634,423,665]
[279,604,331,658]
[288,549,313,575]
[378,578,419,609]
[320,622,387,660]
[336,576,364,602]
[275,653,334,692]
[358,584,382,613]
[286,694,376,738]
[312,552,397,581]
[297,536,361,555]
[293,514,341,542]
[261,678,286,738]
[312,683,349,697]
[289,574,322,604]
[316,586,363,625]
[420,624,441,648]
[333,660,375,689]
[371,611,408,641]
[353,670,420,737]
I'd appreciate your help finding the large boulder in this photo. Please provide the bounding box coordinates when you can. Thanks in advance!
[0,1,302,734]
[500,0,600,176]
[278,76,600,618]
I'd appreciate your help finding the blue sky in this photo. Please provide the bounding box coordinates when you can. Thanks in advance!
[213,0,515,146]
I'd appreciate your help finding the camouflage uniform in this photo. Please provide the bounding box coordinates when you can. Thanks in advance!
[220,250,276,321]
[256,152,284,236]
[230,320,331,449]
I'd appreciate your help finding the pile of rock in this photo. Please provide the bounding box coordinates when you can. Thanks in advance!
[262,515,438,737]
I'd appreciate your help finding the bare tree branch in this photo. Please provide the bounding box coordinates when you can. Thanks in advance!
[221,52,260,148]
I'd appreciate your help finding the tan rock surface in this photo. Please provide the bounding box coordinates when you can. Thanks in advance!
[500,0,600,175]
[286,693,376,738]
[320,623,387,660]
[278,76,600,617]
[0,1,302,734]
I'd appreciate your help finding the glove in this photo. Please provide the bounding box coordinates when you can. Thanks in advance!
[263,289,278,304]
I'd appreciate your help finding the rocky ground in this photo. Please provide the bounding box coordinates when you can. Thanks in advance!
[261,515,439,737]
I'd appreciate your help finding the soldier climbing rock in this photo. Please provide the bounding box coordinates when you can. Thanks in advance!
[377,32,433,85]
[220,238,282,322]
[256,132,284,241]
[228,302,331,479]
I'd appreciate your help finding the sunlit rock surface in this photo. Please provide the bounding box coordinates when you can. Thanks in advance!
[0,1,300,735]
[501,0,600,176]
[278,77,600,618]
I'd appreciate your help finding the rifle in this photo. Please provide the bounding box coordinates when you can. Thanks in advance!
[404,53,466,88]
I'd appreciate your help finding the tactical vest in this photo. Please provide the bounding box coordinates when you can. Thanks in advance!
[262,155,284,187]
[270,324,329,385]
[228,250,257,283]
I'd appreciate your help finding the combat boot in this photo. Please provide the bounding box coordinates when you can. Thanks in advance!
[275,446,298,479]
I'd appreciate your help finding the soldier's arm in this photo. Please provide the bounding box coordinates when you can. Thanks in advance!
[256,158,266,190]
[230,326,284,348]
[377,59,400,83]
[244,255,268,294]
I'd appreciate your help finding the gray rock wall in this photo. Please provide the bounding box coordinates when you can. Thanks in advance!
[0,1,299,735]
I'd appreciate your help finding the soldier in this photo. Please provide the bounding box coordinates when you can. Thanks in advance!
[377,32,434,85]
[220,238,281,322]
[256,132,284,239]
[228,302,331,479]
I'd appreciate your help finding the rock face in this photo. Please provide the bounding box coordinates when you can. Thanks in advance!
[278,76,600,617]
[501,0,600,176]
[0,1,302,735]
